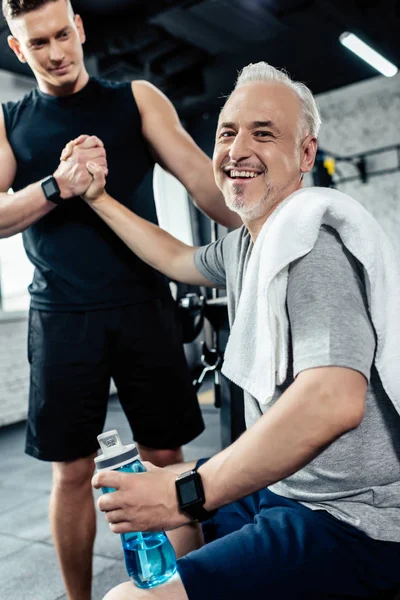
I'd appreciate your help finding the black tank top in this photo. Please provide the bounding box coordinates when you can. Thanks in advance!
[2,77,169,310]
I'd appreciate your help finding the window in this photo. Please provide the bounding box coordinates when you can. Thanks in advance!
[153,164,194,245]
[0,231,33,312]
[0,189,33,312]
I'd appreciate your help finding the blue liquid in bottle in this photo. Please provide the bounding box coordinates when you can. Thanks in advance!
[95,430,177,589]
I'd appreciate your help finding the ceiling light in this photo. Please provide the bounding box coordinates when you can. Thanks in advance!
[339,32,398,77]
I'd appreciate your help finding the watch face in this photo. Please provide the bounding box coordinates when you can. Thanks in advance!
[177,470,205,509]
[43,178,59,198]
[179,479,199,506]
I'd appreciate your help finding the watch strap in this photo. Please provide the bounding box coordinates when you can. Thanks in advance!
[184,501,217,523]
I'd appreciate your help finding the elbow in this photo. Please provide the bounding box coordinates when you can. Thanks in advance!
[322,380,366,435]
[0,224,21,239]
[297,366,367,436]
[339,395,365,432]
[0,227,13,239]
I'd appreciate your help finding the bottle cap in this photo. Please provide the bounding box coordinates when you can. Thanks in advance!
[94,429,139,471]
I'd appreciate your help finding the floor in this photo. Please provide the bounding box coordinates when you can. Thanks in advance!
[0,393,221,600]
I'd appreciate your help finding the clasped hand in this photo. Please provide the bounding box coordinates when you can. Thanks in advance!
[55,134,108,201]
[91,462,191,534]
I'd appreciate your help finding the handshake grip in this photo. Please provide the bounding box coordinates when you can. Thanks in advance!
[53,134,108,201]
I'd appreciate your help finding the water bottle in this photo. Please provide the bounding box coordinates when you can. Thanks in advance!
[95,429,177,589]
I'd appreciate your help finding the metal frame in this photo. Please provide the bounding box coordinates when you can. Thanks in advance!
[320,144,400,185]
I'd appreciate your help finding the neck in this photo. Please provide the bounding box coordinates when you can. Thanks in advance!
[38,68,90,97]
[244,177,304,243]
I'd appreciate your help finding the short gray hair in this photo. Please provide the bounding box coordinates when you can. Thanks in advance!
[233,61,321,138]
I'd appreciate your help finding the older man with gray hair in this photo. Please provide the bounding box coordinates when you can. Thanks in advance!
[64,61,400,600]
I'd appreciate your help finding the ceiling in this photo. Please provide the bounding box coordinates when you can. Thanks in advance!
[0,0,398,117]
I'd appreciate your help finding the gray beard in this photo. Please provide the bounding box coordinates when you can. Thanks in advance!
[226,176,299,221]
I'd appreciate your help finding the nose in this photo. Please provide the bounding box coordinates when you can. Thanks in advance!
[228,131,252,164]
[49,40,65,62]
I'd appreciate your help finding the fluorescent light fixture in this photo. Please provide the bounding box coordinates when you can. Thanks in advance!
[339,32,398,77]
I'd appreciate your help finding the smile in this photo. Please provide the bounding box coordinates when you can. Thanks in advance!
[50,64,71,73]
[228,170,261,179]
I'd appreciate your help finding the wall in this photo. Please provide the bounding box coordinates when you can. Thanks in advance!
[0,313,29,426]
[313,72,400,254]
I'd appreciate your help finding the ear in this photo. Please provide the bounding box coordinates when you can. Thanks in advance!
[7,35,27,63]
[300,135,318,175]
[74,14,86,45]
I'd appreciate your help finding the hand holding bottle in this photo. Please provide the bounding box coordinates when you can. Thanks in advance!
[94,430,184,589]
[93,461,191,534]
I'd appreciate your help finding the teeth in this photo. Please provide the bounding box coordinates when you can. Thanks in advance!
[229,170,260,178]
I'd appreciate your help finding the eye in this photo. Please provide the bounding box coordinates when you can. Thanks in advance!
[219,131,235,138]
[254,131,274,138]
[59,31,70,39]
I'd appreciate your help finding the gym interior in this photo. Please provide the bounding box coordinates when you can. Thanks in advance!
[0,1,399,599]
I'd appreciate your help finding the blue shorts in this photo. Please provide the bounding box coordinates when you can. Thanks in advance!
[177,462,400,600]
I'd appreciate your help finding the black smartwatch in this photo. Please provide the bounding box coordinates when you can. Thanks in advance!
[175,468,217,523]
[41,175,63,205]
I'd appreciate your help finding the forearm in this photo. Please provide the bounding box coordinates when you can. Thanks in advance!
[199,370,364,511]
[86,192,200,284]
[0,181,55,238]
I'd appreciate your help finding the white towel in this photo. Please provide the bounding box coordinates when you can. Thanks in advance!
[221,186,400,416]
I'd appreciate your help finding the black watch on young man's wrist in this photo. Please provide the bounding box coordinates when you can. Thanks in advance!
[41,176,63,205]
[175,468,217,523]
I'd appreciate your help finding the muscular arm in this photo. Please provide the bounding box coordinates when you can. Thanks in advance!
[86,190,214,287]
[199,366,366,511]
[0,107,56,238]
[0,113,108,239]
[132,81,241,230]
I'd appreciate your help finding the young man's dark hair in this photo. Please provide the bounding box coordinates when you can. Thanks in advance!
[2,0,63,20]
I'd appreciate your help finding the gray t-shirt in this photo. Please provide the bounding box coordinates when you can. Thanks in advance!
[194,225,400,542]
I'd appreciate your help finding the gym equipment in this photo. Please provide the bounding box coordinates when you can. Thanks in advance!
[178,290,245,448]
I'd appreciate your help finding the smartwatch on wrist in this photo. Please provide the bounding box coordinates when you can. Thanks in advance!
[175,468,217,523]
[41,176,63,205]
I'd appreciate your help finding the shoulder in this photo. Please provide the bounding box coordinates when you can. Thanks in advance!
[2,88,36,112]
[131,80,163,95]
[309,224,344,255]
[93,77,132,93]
[130,80,174,113]
[228,224,250,250]
[292,225,361,273]
[288,225,365,303]
[1,88,36,134]
[211,225,250,264]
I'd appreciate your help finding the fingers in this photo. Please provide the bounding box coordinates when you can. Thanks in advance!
[77,135,104,150]
[92,470,122,491]
[82,161,107,201]
[86,161,107,181]
[60,140,75,161]
[73,134,92,145]
[104,509,138,534]
[60,135,105,161]
[90,154,108,168]
[103,508,126,525]
[109,521,132,534]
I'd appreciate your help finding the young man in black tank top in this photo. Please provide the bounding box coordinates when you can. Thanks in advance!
[0,1,240,599]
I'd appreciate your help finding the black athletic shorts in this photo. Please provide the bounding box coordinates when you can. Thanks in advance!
[25,297,205,461]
